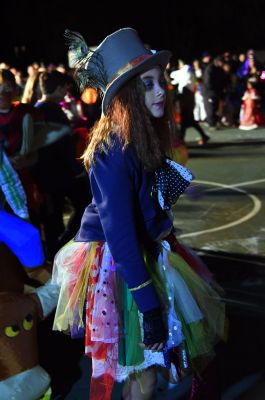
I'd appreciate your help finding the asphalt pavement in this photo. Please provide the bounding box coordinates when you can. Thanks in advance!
[172,125,265,400]
[176,125,265,258]
[49,125,265,399]
[185,124,265,147]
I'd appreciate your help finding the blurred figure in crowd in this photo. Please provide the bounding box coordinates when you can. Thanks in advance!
[239,77,263,130]
[33,70,91,260]
[202,56,227,129]
[0,69,44,218]
[171,65,210,145]
[21,71,42,105]
[200,51,212,73]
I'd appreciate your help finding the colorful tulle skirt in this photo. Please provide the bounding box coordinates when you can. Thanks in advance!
[52,237,225,400]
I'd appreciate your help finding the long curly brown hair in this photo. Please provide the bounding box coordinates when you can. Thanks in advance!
[83,74,176,172]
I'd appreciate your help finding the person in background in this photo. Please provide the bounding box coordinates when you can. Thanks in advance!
[200,51,212,73]
[171,64,210,145]
[202,56,227,129]
[193,76,207,124]
[192,59,203,79]
[59,74,93,158]
[21,70,42,106]
[239,77,263,130]
[0,147,59,399]
[0,145,29,220]
[9,67,26,99]
[0,69,44,218]
[32,70,92,260]
[237,49,262,82]
[51,28,226,400]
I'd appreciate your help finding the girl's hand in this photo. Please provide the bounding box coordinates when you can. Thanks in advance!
[141,307,167,351]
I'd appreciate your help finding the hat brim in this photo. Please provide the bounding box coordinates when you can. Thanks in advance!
[102,50,172,114]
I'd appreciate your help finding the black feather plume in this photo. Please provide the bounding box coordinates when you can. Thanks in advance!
[65,29,107,95]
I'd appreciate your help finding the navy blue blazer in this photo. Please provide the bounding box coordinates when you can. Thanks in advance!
[75,136,173,312]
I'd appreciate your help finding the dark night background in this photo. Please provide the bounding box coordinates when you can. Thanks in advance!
[1,0,265,70]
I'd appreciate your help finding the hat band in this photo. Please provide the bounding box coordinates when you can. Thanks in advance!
[106,54,152,89]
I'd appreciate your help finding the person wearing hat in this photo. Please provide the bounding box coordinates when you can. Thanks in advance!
[51,28,225,400]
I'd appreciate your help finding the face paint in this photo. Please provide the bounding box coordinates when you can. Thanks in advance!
[140,66,166,118]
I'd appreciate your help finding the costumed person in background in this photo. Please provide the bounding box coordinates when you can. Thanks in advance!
[0,144,59,400]
[0,68,74,232]
[0,139,52,284]
[193,77,207,124]
[0,229,59,400]
[59,74,90,158]
[165,61,189,166]
[0,68,45,219]
[52,28,226,400]
[33,70,92,260]
[0,145,29,220]
[170,65,210,146]
[239,77,263,130]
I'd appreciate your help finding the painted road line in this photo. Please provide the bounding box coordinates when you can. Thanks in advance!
[179,180,262,238]
[199,178,265,192]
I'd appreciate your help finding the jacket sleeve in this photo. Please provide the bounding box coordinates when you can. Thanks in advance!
[91,143,161,313]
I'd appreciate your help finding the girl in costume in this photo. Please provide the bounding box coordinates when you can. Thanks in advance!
[239,77,263,130]
[52,28,225,400]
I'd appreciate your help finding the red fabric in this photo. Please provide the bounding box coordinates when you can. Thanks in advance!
[0,103,43,155]
[84,243,116,400]
[189,359,220,400]
[240,88,265,128]
[164,232,213,282]
[89,374,115,400]
[164,232,196,264]
[175,111,182,123]
[74,127,90,158]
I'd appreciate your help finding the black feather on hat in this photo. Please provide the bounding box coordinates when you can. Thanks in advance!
[65,28,171,114]
[65,29,107,95]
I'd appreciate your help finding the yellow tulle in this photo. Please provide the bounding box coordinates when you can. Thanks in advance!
[53,242,97,332]
[167,250,226,346]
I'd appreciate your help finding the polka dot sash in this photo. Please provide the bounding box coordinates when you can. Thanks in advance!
[153,158,194,210]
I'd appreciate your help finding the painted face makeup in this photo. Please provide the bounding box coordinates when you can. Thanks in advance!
[140,66,166,118]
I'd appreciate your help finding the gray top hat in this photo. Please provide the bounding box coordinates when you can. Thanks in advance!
[66,28,171,114]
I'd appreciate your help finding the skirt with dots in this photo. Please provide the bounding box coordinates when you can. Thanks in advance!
[52,238,225,400]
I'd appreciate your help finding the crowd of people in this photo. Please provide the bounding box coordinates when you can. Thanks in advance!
[0,58,103,399]
[3,29,263,399]
[167,48,265,141]
[1,44,265,151]
[0,65,103,262]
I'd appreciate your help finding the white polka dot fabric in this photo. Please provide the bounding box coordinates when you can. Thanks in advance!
[153,158,194,210]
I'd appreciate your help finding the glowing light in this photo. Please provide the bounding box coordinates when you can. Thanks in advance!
[260,71,265,80]
[0,210,44,267]
[81,88,98,104]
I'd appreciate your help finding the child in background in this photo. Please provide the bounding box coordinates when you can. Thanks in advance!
[239,77,263,130]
